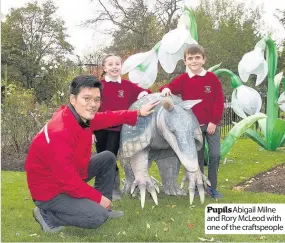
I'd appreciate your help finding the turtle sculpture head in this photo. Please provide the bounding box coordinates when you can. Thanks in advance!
[119,93,210,208]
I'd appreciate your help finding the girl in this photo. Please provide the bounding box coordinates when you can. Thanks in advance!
[95,54,151,200]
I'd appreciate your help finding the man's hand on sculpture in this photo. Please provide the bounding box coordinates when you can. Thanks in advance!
[137,91,149,99]
[207,122,216,135]
[160,88,172,96]
[138,100,160,116]
[100,195,112,210]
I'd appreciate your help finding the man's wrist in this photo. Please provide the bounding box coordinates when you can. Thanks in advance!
[137,109,141,117]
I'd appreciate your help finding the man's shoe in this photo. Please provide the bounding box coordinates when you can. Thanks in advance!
[205,187,223,199]
[108,210,124,219]
[33,207,64,233]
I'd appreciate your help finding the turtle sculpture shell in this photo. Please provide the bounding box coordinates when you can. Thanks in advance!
[119,93,184,158]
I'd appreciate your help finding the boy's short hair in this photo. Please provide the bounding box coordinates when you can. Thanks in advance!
[184,44,205,59]
[70,75,103,96]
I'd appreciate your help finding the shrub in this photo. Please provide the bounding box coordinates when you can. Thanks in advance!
[1,83,53,170]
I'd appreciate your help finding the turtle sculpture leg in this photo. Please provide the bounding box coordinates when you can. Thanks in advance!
[120,157,135,194]
[112,169,122,201]
[129,148,159,208]
[155,156,186,196]
[149,149,186,196]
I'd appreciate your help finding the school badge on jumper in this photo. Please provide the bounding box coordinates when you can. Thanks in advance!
[204,86,211,93]
[118,90,124,98]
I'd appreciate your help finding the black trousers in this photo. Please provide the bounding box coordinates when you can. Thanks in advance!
[34,151,116,229]
[94,129,121,171]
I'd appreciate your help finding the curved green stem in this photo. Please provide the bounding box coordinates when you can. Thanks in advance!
[220,113,267,159]
[153,41,161,54]
[214,69,243,89]
[264,38,279,150]
[184,6,198,42]
[265,38,278,81]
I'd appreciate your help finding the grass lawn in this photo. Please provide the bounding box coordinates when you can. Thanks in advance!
[2,138,285,242]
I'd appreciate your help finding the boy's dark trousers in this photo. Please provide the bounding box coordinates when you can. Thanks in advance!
[94,129,121,193]
[198,124,221,190]
[34,151,116,229]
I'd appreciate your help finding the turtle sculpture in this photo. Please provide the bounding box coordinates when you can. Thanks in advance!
[118,93,211,208]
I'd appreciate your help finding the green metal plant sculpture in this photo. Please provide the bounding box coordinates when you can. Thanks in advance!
[121,2,285,158]
[215,38,285,157]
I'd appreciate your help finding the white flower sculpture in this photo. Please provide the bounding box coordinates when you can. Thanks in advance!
[232,85,262,118]
[238,39,268,86]
[122,6,197,88]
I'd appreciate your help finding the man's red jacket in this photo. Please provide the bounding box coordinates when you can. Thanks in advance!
[25,105,138,203]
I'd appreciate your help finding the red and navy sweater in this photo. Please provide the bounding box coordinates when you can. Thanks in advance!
[160,72,224,125]
[99,79,151,131]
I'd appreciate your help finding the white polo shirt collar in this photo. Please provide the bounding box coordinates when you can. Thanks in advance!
[187,68,207,78]
[105,75,122,83]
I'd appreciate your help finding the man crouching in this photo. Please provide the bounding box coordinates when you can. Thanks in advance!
[25,75,159,232]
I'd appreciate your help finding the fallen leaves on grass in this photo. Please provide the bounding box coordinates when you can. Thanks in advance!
[247,178,255,184]
[198,237,214,241]
[232,186,244,191]
[166,205,177,208]
[187,223,195,229]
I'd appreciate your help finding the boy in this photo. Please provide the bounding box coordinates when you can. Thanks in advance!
[160,44,224,198]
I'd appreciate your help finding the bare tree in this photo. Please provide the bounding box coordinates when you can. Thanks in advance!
[86,0,149,35]
[153,0,182,32]
[84,0,182,51]
[274,9,285,29]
